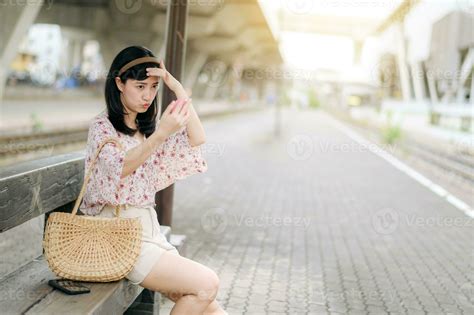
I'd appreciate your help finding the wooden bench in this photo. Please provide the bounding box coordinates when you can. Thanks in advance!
[0,151,179,314]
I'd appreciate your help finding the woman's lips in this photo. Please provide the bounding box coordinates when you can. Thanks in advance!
[143,103,150,108]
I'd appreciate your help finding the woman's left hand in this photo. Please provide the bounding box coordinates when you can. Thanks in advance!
[146,60,184,93]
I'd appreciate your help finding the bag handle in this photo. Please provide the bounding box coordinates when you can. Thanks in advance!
[71,137,125,217]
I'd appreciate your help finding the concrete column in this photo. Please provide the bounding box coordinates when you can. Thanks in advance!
[426,66,439,104]
[58,37,69,77]
[0,2,43,108]
[229,63,243,100]
[411,62,426,102]
[457,48,474,104]
[471,68,474,105]
[71,39,84,70]
[395,22,412,101]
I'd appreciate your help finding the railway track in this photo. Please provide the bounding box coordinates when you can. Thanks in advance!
[3,108,472,183]
[0,127,88,158]
[400,139,474,183]
[327,108,474,183]
[0,106,263,160]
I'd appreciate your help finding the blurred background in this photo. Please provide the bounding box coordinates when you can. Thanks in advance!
[0,1,473,314]
[1,0,472,207]
[0,1,472,155]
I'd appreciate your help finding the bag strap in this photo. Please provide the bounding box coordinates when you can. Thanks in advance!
[71,137,125,216]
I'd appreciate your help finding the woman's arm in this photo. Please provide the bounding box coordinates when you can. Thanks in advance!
[121,128,167,178]
[173,89,206,147]
[146,62,206,147]
[120,98,191,178]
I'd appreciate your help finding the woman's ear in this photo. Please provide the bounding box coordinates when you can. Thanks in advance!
[115,77,124,93]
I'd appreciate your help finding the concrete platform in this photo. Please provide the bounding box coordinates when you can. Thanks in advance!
[163,107,473,314]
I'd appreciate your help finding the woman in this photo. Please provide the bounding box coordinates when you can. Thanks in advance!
[79,46,227,315]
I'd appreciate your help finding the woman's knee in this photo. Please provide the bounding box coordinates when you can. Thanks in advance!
[196,268,220,302]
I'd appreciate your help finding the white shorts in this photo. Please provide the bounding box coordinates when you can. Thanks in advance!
[99,204,180,285]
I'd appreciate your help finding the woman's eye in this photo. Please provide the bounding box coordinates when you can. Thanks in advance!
[137,86,144,89]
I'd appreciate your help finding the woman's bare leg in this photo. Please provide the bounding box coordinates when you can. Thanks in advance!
[163,291,227,315]
[139,251,222,315]
[203,299,228,315]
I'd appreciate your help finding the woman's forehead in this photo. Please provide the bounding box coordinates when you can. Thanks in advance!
[132,76,159,84]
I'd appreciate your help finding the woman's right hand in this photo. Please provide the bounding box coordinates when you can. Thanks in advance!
[157,98,192,138]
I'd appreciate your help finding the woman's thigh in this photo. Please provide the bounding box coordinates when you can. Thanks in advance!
[140,251,220,301]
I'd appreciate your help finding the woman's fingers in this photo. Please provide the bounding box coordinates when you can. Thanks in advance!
[177,99,191,115]
[171,98,190,115]
[179,100,191,115]
[165,100,176,114]
[183,112,191,125]
[146,67,166,78]
[170,99,185,114]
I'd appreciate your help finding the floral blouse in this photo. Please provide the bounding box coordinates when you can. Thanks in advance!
[79,110,208,216]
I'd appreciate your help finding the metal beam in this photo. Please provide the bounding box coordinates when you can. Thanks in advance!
[375,0,420,34]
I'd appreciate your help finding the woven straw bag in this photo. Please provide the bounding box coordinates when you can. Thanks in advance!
[43,137,143,282]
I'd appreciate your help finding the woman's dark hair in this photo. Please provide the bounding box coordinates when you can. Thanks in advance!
[105,45,160,137]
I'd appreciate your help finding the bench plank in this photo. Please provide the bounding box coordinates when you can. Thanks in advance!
[25,277,143,315]
[0,151,85,233]
[0,254,143,315]
[0,255,55,314]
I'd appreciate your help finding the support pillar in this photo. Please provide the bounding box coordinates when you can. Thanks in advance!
[0,2,43,119]
[156,0,189,227]
[395,22,412,101]
[411,62,426,102]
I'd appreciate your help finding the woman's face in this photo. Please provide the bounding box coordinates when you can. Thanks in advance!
[116,75,159,115]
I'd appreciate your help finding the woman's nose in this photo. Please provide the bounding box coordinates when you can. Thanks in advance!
[144,89,154,101]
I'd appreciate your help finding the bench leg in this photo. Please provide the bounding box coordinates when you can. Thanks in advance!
[125,289,161,315]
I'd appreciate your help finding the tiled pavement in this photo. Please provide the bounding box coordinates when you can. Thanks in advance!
[160,108,473,315]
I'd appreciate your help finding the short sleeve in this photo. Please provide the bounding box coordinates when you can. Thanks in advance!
[147,125,208,192]
[84,118,127,205]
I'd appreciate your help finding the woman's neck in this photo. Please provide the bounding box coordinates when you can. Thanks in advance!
[121,94,138,129]
[124,112,137,129]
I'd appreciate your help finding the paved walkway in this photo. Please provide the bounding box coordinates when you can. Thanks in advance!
[161,108,473,315]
